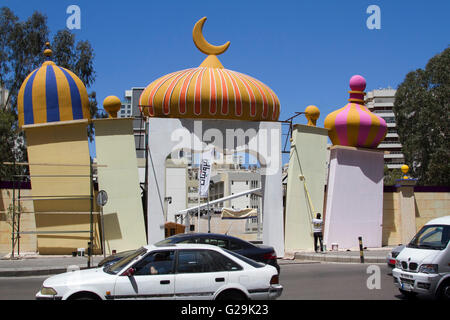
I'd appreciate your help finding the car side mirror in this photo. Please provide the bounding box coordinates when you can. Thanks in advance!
[121,267,135,277]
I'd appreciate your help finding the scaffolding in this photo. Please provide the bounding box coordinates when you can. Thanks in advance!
[3,160,105,268]
[281,112,306,154]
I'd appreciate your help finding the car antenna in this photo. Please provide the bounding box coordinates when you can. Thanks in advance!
[225,223,232,235]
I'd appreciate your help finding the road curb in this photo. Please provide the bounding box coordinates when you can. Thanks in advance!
[0,266,90,277]
[294,253,386,264]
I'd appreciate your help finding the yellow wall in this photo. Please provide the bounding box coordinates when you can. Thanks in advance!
[23,120,101,255]
[0,188,37,254]
[94,118,147,253]
[382,191,450,246]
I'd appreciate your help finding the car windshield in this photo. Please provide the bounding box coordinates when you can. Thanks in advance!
[154,237,179,246]
[104,247,147,274]
[224,249,265,268]
[408,225,450,250]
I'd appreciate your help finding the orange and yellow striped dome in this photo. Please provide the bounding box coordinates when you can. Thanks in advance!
[139,17,280,121]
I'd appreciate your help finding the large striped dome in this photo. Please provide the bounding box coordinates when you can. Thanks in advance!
[18,45,90,128]
[139,66,280,121]
[324,75,387,148]
[139,17,280,121]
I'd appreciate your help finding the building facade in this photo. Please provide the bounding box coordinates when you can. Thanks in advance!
[365,88,405,169]
[164,152,263,238]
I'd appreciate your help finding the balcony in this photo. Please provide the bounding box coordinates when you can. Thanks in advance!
[384,153,404,159]
[378,141,402,148]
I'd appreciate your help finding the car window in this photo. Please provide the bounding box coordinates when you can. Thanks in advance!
[206,250,243,271]
[105,247,147,275]
[133,251,175,276]
[199,237,228,249]
[176,249,242,273]
[408,225,450,250]
[154,237,179,246]
[224,249,265,268]
[177,250,203,273]
[229,240,243,251]
[180,238,198,244]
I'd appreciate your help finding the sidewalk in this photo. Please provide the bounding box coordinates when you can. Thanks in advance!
[0,247,393,277]
[285,247,392,264]
[0,252,105,277]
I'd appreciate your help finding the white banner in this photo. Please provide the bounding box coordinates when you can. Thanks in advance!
[198,149,213,198]
[221,208,257,219]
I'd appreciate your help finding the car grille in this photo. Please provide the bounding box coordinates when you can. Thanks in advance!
[400,261,418,273]
[400,278,415,285]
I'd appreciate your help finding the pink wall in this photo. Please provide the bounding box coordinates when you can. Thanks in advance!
[324,147,384,249]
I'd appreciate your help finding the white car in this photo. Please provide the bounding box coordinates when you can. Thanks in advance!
[392,216,450,300]
[36,243,283,300]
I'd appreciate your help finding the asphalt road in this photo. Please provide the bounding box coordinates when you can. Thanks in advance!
[0,262,410,300]
[279,262,400,300]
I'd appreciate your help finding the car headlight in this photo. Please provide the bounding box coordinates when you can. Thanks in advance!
[40,287,57,296]
[395,260,402,269]
[418,264,438,274]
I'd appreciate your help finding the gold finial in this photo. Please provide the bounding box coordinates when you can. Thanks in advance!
[103,96,122,118]
[44,42,52,58]
[305,105,320,126]
[193,17,230,69]
[401,164,409,179]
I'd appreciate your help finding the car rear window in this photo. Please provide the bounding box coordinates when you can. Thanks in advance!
[224,249,265,268]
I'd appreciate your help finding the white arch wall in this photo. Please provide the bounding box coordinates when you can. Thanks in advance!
[146,118,284,256]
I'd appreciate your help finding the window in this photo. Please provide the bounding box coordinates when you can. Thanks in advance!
[229,240,243,251]
[180,237,198,244]
[224,249,265,268]
[176,250,242,273]
[408,225,450,250]
[105,247,147,275]
[133,251,175,276]
[199,237,228,249]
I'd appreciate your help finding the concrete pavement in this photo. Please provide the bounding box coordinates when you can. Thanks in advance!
[0,247,393,277]
[290,247,392,264]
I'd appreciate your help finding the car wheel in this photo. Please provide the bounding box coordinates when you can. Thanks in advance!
[437,280,450,300]
[216,290,247,301]
[68,292,101,300]
[399,289,417,299]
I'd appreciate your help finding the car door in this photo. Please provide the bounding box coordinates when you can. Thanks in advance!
[113,250,175,300]
[174,249,240,300]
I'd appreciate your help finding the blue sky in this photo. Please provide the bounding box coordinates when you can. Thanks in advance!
[4,0,449,162]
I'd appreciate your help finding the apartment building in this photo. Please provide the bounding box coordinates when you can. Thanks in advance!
[365,88,405,169]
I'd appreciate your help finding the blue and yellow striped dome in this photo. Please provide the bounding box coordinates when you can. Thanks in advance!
[18,48,90,128]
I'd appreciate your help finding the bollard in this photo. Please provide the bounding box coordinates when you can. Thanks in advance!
[358,236,364,263]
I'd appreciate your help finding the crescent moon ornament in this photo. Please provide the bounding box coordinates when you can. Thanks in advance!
[193,17,230,56]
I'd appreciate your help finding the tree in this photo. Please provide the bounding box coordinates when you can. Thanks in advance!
[0,7,103,179]
[0,108,24,178]
[0,7,48,111]
[383,166,403,186]
[394,47,450,186]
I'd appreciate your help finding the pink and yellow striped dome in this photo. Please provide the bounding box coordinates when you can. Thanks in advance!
[139,17,280,121]
[324,75,387,148]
